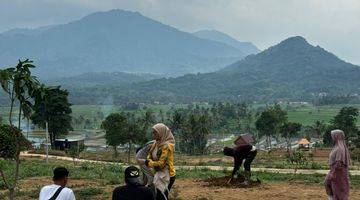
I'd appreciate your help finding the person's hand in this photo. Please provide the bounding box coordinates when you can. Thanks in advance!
[331,172,336,180]
[328,172,336,181]
[137,159,146,165]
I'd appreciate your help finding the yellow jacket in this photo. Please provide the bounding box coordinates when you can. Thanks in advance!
[147,143,176,177]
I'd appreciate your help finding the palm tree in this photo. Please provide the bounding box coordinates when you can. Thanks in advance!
[309,120,327,150]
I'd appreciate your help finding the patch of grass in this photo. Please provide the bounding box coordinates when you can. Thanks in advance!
[76,187,104,199]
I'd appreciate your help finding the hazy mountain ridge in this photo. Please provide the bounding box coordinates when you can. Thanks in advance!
[102,36,360,103]
[45,71,163,88]
[0,9,244,79]
[193,30,260,55]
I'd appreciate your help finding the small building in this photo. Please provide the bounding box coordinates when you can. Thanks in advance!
[54,137,85,150]
[298,138,310,149]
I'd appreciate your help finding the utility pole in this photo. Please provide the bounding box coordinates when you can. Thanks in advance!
[45,121,49,164]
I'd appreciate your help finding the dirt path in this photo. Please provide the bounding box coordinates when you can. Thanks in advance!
[21,152,360,175]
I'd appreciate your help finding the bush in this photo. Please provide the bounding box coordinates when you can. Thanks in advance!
[0,125,30,159]
[286,150,308,171]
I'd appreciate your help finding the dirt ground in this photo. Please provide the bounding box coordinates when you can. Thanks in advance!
[171,179,360,200]
[3,177,360,200]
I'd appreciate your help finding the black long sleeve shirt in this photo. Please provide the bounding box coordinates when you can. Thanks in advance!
[231,144,252,176]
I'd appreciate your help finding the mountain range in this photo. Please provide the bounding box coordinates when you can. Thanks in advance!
[0,9,258,78]
[85,36,360,104]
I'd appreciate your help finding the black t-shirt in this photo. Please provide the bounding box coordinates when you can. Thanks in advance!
[112,185,154,200]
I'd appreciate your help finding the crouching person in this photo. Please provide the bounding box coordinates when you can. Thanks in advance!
[39,167,76,200]
[112,166,154,200]
[223,144,257,185]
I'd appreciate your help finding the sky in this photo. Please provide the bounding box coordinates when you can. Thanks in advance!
[0,0,359,64]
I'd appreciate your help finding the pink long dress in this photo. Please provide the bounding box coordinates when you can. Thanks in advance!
[324,130,350,200]
[325,161,349,200]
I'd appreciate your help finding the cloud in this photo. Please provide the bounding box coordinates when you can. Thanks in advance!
[0,0,359,64]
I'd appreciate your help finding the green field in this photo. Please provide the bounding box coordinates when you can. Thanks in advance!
[287,104,360,126]
[1,104,360,128]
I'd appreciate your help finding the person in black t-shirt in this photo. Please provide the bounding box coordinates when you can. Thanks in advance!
[112,166,154,200]
[223,144,257,185]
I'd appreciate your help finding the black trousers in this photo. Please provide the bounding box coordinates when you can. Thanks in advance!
[244,150,257,172]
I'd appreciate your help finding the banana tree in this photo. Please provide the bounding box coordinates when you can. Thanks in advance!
[0,59,39,200]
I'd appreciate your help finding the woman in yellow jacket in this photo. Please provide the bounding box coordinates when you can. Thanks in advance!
[145,123,175,200]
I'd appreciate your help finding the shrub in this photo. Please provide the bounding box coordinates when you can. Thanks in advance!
[0,125,30,159]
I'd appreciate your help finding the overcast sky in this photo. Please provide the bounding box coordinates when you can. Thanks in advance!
[1,0,359,64]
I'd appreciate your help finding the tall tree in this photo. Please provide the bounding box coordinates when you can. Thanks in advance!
[101,113,127,158]
[309,120,327,140]
[0,59,39,200]
[331,107,359,141]
[31,86,72,146]
[140,109,156,134]
[125,113,145,163]
[309,120,327,148]
[280,122,302,152]
[256,105,287,149]
[178,111,212,155]
[101,112,146,162]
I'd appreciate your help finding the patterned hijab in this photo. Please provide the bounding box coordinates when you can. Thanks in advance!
[329,130,351,166]
[151,123,175,160]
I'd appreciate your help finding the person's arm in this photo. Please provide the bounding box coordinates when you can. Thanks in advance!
[330,161,345,180]
[66,189,76,200]
[146,144,155,160]
[227,156,242,184]
[232,157,242,177]
[145,145,171,169]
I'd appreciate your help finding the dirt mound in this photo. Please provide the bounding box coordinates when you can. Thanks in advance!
[202,176,261,188]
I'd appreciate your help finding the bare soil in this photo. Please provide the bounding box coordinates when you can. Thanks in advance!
[201,176,261,188]
[171,179,360,200]
[3,177,360,200]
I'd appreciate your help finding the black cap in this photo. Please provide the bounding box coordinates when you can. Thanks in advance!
[53,167,69,181]
[125,166,140,185]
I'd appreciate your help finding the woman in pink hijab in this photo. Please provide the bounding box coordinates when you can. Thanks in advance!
[325,130,351,200]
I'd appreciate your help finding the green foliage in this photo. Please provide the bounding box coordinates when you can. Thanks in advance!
[309,120,327,139]
[286,150,308,171]
[67,144,85,165]
[350,148,360,163]
[256,105,287,147]
[101,113,127,157]
[101,112,148,159]
[323,107,359,146]
[49,37,360,105]
[173,108,213,155]
[0,125,30,159]
[0,59,41,199]
[280,122,302,150]
[31,85,72,145]
[331,107,359,140]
